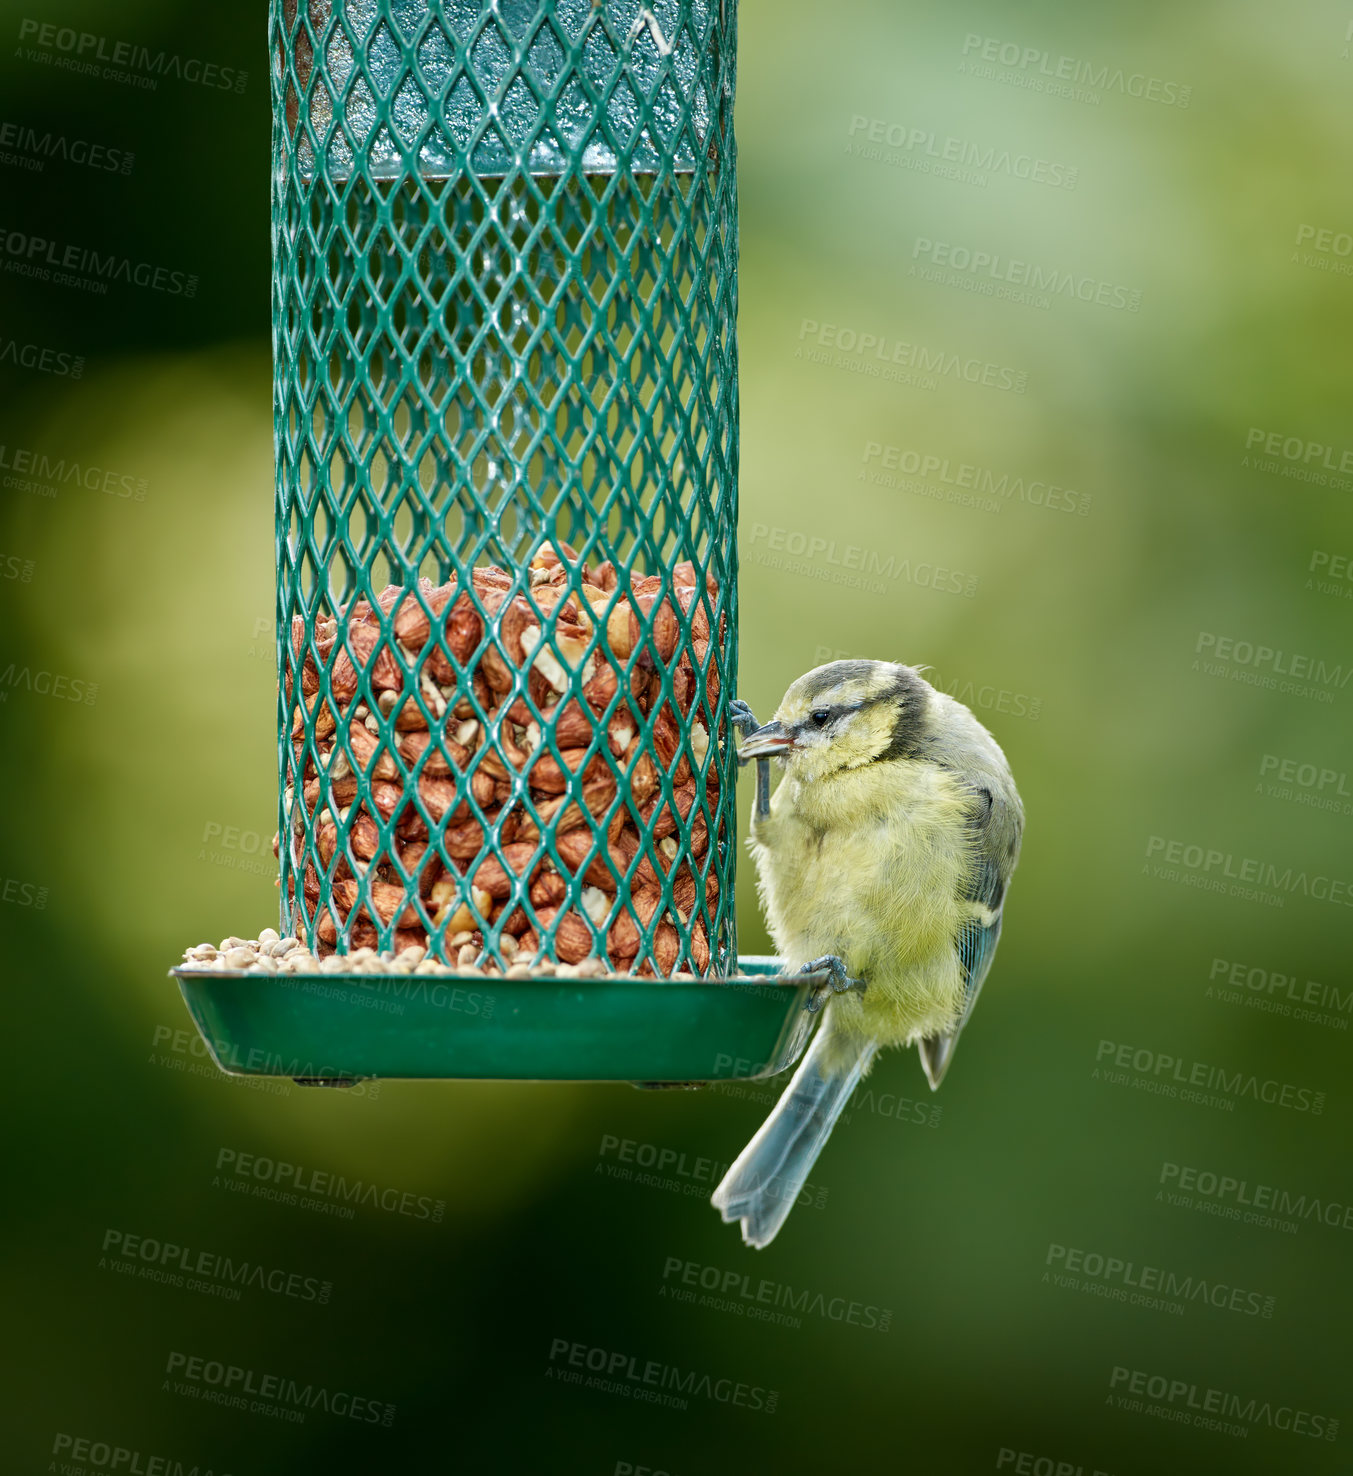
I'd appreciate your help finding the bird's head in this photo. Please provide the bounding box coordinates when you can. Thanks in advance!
[738,660,932,783]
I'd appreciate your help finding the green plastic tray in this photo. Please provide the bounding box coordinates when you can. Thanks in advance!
[169,956,825,1086]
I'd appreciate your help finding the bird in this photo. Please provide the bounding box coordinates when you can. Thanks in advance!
[710,659,1023,1248]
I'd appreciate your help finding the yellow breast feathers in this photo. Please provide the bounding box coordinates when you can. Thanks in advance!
[749,759,978,1046]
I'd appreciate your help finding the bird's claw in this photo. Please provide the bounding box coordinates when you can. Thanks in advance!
[802,954,867,1013]
[728,698,762,750]
[731,698,773,817]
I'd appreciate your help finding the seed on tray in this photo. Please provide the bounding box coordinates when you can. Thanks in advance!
[182,931,754,980]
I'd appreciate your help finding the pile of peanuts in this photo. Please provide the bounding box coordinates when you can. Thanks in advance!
[280,546,724,974]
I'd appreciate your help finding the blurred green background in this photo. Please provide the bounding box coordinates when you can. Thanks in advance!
[2,0,1351,1471]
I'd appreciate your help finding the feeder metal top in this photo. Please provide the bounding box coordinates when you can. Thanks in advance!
[293,0,723,181]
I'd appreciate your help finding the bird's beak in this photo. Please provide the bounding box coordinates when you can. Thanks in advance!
[738,721,795,759]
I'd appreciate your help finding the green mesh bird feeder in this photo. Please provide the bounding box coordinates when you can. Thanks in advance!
[274,0,740,974]
[172,0,829,1084]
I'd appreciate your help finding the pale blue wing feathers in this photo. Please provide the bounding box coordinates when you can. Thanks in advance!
[917,796,1015,1089]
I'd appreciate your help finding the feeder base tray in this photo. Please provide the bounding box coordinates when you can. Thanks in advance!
[169,956,826,1085]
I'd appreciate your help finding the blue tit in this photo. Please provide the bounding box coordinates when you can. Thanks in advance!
[711,660,1023,1247]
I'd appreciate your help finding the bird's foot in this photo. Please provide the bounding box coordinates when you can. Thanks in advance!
[802,954,867,1013]
[729,698,760,735]
[731,699,774,817]
[729,698,762,752]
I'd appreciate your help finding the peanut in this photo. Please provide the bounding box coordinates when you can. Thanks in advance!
[285,552,724,970]
[472,842,542,900]
[531,908,594,964]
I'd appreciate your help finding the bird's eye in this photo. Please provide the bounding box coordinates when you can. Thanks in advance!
[809,708,831,728]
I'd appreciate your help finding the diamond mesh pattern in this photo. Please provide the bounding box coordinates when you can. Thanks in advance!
[271,0,739,974]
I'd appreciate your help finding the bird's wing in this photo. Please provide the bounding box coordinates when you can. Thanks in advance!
[917,788,1014,1089]
[953,855,1006,1026]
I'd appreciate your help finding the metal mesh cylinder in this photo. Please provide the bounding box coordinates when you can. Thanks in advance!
[270,0,739,974]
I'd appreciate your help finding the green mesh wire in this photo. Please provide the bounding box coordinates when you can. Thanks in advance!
[271,0,739,974]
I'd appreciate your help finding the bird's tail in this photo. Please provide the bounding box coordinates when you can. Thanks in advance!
[711,1016,877,1248]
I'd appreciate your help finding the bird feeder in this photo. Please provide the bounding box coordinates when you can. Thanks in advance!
[171,0,828,1084]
